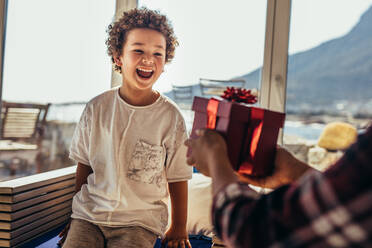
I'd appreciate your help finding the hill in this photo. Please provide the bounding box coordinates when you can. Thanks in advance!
[238,5,372,114]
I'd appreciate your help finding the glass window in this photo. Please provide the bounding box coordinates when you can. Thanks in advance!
[0,0,115,181]
[284,1,372,170]
[139,0,267,131]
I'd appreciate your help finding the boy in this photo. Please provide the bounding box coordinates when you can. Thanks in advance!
[61,8,192,248]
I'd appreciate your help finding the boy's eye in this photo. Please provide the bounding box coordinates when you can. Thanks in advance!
[154,53,163,57]
[134,50,143,54]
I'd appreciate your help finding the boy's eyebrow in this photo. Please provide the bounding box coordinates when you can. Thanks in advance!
[131,42,165,49]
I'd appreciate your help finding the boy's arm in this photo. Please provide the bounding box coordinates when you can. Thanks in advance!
[58,162,92,245]
[163,181,191,248]
[168,181,188,228]
[75,162,93,193]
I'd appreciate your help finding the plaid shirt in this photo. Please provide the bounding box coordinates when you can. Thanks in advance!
[212,125,372,248]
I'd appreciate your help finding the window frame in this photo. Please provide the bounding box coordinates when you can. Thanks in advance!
[0,0,291,180]
[260,0,291,144]
[0,0,8,119]
[111,0,138,88]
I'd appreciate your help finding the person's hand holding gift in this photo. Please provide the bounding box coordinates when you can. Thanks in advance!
[185,128,241,195]
[185,128,315,192]
[239,146,314,189]
[185,129,229,177]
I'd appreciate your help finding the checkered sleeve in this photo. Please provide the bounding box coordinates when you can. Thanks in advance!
[212,125,372,248]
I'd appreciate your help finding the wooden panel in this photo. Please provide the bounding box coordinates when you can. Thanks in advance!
[13,222,67,248]
[3,123,36,128]
[0,200,72,230]
[0,178,75,203]
[0,186,74,213]
[0,215,69,247]
[0,192,74,220]
[3,120,37,125]
[5,115,38,123]
[4,121,37,126]
[3,127,35,132]
[0,166,76,194]
[6,108,39,113]
[3,133,33,138]
[2,103,47,109]
[0,208,71,239]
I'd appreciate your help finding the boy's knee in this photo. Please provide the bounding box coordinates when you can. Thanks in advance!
[105,226,157,248]
[63,219,104,248]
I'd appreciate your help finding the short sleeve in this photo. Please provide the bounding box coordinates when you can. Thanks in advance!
[69,105,91,166]
[165,114,193,182]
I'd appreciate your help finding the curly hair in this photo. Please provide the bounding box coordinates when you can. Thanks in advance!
[106,7,178,73]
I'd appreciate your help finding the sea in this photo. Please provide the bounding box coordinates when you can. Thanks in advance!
[48,104,324,141]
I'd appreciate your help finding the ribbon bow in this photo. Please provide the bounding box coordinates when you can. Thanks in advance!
[221,87,258,104]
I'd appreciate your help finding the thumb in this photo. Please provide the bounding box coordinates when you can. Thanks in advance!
[239,173,267,187]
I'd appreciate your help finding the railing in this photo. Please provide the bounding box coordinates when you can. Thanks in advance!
[199,78,246,97]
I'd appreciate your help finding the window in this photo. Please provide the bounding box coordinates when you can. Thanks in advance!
[139,0,267,130]
[284,0,372,170]
[0,0,115,181]
[1,0,292,181]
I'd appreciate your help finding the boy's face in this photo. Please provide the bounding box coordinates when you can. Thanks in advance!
[116,28,166,91]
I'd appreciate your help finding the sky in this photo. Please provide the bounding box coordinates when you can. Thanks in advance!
[2,0,372,103]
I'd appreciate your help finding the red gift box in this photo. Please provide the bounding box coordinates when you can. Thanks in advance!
[190,96,285,176]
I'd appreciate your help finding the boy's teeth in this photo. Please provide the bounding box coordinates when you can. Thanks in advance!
[136,68,153,78]
[138,68,153,73]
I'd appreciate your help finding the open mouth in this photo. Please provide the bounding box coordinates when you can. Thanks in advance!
[136,68,154,79]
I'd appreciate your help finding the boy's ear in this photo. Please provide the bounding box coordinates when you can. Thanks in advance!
[114,57,123,67]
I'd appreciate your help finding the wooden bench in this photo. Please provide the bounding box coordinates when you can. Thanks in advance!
[0,101,51,175]
[199,78,246,97]
[0,167,221,248]
[0,166,75,247]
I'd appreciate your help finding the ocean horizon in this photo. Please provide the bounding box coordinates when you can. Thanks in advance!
[47,104,324,141]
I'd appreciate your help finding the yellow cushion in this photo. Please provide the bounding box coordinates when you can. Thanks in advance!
[317,122,357,150]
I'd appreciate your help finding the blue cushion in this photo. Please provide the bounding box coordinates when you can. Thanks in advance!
[20,226,212,248]
[154,235,212,248]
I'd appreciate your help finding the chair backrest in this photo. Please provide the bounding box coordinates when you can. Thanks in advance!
[172,85,193,101]
[0,101,51,145]
[199,78,246,97]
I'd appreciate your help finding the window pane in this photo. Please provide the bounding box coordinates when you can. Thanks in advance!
[284,1,372,170]
[138,0,267,130]
[0,0,115,181]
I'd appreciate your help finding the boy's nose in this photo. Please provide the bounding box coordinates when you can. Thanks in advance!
[142,57,154,65]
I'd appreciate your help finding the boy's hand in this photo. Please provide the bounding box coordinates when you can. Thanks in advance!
[57,219,71,247]
[161,226,191,248]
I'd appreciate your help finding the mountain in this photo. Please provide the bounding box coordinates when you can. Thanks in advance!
[237,5,372,113]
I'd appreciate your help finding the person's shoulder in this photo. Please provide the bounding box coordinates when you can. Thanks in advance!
[86,87,118,108]
[158,93,183,117]
[81,88,118,118]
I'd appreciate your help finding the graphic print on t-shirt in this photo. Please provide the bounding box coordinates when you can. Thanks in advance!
[127,140,165,188]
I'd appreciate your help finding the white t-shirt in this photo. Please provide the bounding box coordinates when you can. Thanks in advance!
[69,87,192,235]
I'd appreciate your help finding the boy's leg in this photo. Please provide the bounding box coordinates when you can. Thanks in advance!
[62,219,105,248]
[102,226,157,248]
